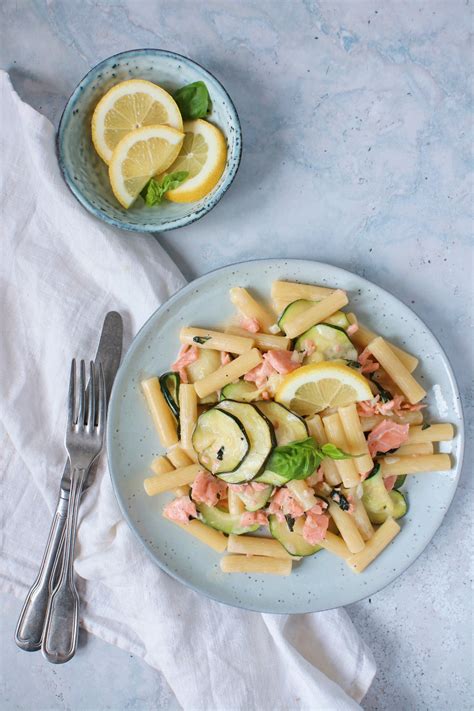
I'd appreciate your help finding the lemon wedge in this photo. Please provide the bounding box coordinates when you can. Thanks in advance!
[275,363,373,416]
[109,125,184,208]
[92,79,183,164]
[164,119,227,203]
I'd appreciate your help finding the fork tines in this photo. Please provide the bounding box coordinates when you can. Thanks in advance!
[67,359,105,433]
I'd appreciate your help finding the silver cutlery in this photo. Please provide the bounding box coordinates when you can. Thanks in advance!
[15,312,123,655]
[41,358,105,663]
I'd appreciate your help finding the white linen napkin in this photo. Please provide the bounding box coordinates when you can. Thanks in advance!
[0,71,375,710]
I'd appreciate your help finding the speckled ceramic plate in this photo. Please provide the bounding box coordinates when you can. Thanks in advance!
[57,49,242,232]
[107,259,464,613]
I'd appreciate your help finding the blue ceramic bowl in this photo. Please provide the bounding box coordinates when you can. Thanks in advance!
[57,49,242,232]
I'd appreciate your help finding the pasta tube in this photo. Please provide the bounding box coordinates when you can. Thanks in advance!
[172,519,227,553]
[343,487,374,541]
[328,502,365,554]
[147,463,201,495]
[150,456,174,476]
[347,518,400,573]
[220,555,292,576]
[378,454,451,477]
[282,289,349,338]
[406,423,454,444]
[179,384,198,460]
[226,326,291,351]
[322,414,360,487]
[194,348,262,399]
[271,280,335,312]
[360,411,423,432]
[141,377,178,448]
[367,337,426,404]
[227,534,292,560]
[167,445,193,468]
[306,415,342,486]
[173,485,191,498]
[395,442,434,456]
[338,403,373,476]
[229,287,276,333]
[318,531,351,560]
[347,313,419,372]
[180,327,254,354]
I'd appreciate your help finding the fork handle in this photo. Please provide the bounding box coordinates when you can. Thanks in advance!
[14,491,69,651]
[42,465,86,664]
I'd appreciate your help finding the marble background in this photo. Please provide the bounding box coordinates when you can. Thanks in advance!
[1,0,472,709]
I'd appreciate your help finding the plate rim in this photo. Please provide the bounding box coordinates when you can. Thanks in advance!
[107,257,465,613]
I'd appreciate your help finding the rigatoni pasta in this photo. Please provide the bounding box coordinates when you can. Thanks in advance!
[229,287,277,333]
[347,313,419,372]
[138,275,455,578]
[368,337,426,404]
[194,348,262,399]
[180,327,254,354]
[282,289,349,338]
[141,377,178,448]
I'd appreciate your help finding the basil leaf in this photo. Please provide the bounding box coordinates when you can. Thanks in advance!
[161,171,189,192]
[266,437,323,481]
[174,81,211,119]
[421,422,431,430]
[143,171,189,206]
[321,443,351,460]
[193,336,211,344]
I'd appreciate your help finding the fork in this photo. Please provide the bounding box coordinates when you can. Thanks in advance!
[41,359,105,664]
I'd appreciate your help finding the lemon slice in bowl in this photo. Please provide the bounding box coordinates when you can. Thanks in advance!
[92,79,183,164]
[275,362,373,416]
[109,125,184,208]
[164,119,227,203]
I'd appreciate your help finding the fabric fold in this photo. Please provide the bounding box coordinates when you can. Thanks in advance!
[0,70,375,710]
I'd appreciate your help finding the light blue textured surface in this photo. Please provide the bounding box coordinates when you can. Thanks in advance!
[1,1,472,709]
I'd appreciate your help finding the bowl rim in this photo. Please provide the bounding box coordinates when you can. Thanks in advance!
[56,47,242,233]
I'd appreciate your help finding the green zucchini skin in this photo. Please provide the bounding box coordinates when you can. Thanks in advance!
[159,372,180,419]
[235,484,273,511]
[362,467,408,524]
[269,515,322,556]
[368,490,408,524]
[255,401,308,446]
[294,323,358,362]
[220,380,259,402]
[192,408,250,475]
[362,466,394,524]
[215,400,276,484]
[196,503,259,535]
[278,299,349,333]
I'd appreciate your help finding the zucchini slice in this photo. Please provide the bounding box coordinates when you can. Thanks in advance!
[394,474,407,489]
[255,469,289,487]
[196,503,259,534]
[295,324,358,363]
[216,400,276,484]
[278,299,349,333]
[235,484,273,511]
[269,515,322,556]
[192,408,249,474]
[159,372,180,419]
[221,380,259,402]
[362,466,395,524]
[369,490,408,524]
[255,401,308,446]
